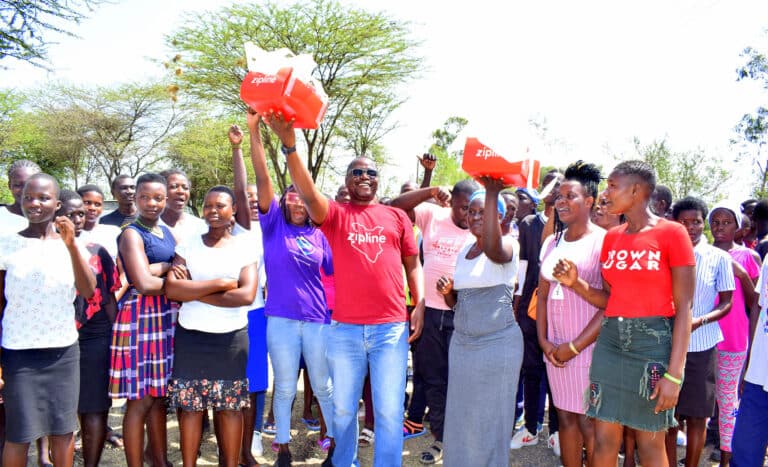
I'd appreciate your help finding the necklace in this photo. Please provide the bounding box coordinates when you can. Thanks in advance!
[135,218,164,238]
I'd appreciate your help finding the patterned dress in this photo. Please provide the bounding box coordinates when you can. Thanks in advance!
[109,223,176,400]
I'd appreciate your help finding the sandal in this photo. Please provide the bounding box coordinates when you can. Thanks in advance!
[403,419,426,440]
[262,421,277,435]
[358,427,374,448]
[106,429,124,448]
[317,437,332,451]
[419,441,443,465]
[302,417,321,431]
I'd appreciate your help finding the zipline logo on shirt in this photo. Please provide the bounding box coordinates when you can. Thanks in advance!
[603,249,661,271]
[347,223,385,263]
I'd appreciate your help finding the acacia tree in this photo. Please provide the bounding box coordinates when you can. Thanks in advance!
[29,83,184,184]
[632,138,728,204]
[0,0,106,68]
[733,41,768,196]
[165,0,421,191]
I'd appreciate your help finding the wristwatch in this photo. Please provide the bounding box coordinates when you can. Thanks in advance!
[281,144,297,156]
[701,316,709,326]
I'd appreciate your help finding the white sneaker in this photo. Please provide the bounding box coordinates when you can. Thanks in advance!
[548,432,561,457]
[509,427,538,449]
[251,431,263,457]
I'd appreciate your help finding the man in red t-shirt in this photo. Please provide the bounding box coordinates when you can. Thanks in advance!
[264,113,425,467]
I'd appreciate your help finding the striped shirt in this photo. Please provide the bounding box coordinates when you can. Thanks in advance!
[688,240,735,352]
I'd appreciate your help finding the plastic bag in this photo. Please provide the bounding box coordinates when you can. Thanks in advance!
[239,42,329,129]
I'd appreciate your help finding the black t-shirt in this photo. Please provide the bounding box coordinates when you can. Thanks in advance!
[99,209,136,229]
[516,213,545,318]
[76,243,119,340]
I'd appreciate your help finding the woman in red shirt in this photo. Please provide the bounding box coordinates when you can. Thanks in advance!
[554,160,695,466]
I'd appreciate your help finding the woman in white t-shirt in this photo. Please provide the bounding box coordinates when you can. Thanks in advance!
[0,173,96,467]
[440,180,523,467]
[0,159,41,235]
[165,185,258,467]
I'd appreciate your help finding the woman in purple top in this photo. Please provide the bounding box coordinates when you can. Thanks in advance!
[244,109,334,466]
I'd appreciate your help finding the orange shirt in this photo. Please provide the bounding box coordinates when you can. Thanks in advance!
[601,219,695,318]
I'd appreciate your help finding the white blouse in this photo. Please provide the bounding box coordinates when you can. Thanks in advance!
[0,207,27,235]
[176,234,258,333]
[453,238,519,290]
[0,234,78,349]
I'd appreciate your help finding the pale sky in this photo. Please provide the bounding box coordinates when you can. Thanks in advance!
[2,0,767,197]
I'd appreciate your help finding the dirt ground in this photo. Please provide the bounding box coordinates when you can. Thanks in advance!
[25,397,722,467]
[25,360,723,466]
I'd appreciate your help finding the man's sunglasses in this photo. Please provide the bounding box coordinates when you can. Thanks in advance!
[348,168,378,178]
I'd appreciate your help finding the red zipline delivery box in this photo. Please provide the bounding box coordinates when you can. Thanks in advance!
[239,44,329,129]
[462,137,540,188]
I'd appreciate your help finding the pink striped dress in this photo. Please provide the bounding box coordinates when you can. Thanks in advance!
[539,227,605,414]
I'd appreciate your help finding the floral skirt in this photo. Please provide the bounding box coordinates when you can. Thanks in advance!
[167,325,249,411]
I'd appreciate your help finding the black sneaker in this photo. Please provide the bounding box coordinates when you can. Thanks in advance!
[274,450,292,467]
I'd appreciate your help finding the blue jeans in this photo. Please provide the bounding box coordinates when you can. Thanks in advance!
[732,381,768,466]
[266,316,334,444]
[329,321,408,467]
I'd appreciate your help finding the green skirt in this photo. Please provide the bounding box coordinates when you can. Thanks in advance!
[587,316,677,432]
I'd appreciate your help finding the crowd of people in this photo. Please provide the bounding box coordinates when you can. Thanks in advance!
[0,109,767,467]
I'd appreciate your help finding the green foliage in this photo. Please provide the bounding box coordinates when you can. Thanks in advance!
[165,117,235,211]
[427,116,469,187]
[0,1,106,68]
[0,83,184,188]
[431,116,468,151]
[165,115,285,211]
[630,138,728,204]
[0,177,11,204]
[428,146,466,187]
[164,0,421,189]
[733,37,768,196]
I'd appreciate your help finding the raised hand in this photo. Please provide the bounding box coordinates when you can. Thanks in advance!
[245,107,261,132]
[477,175,506,194]
[263,111,296,147]
[228,124,244,146]
[418,153,437,171]
[54,216,77,247]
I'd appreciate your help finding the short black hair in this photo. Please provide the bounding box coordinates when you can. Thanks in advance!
[24,173,59,197]
[345,156,376,173]
[742,199,757,211]
[56,190,82,216]
[611,160,656,192]
[76,184,104,198]
[753,199,768,222]
[136,173,167,190]
[206,185,235,205]
[452,179,480,197]
[652,185,673,206]
[159,169,189,182]
[111,174,134,190]
[672,196,708,220]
